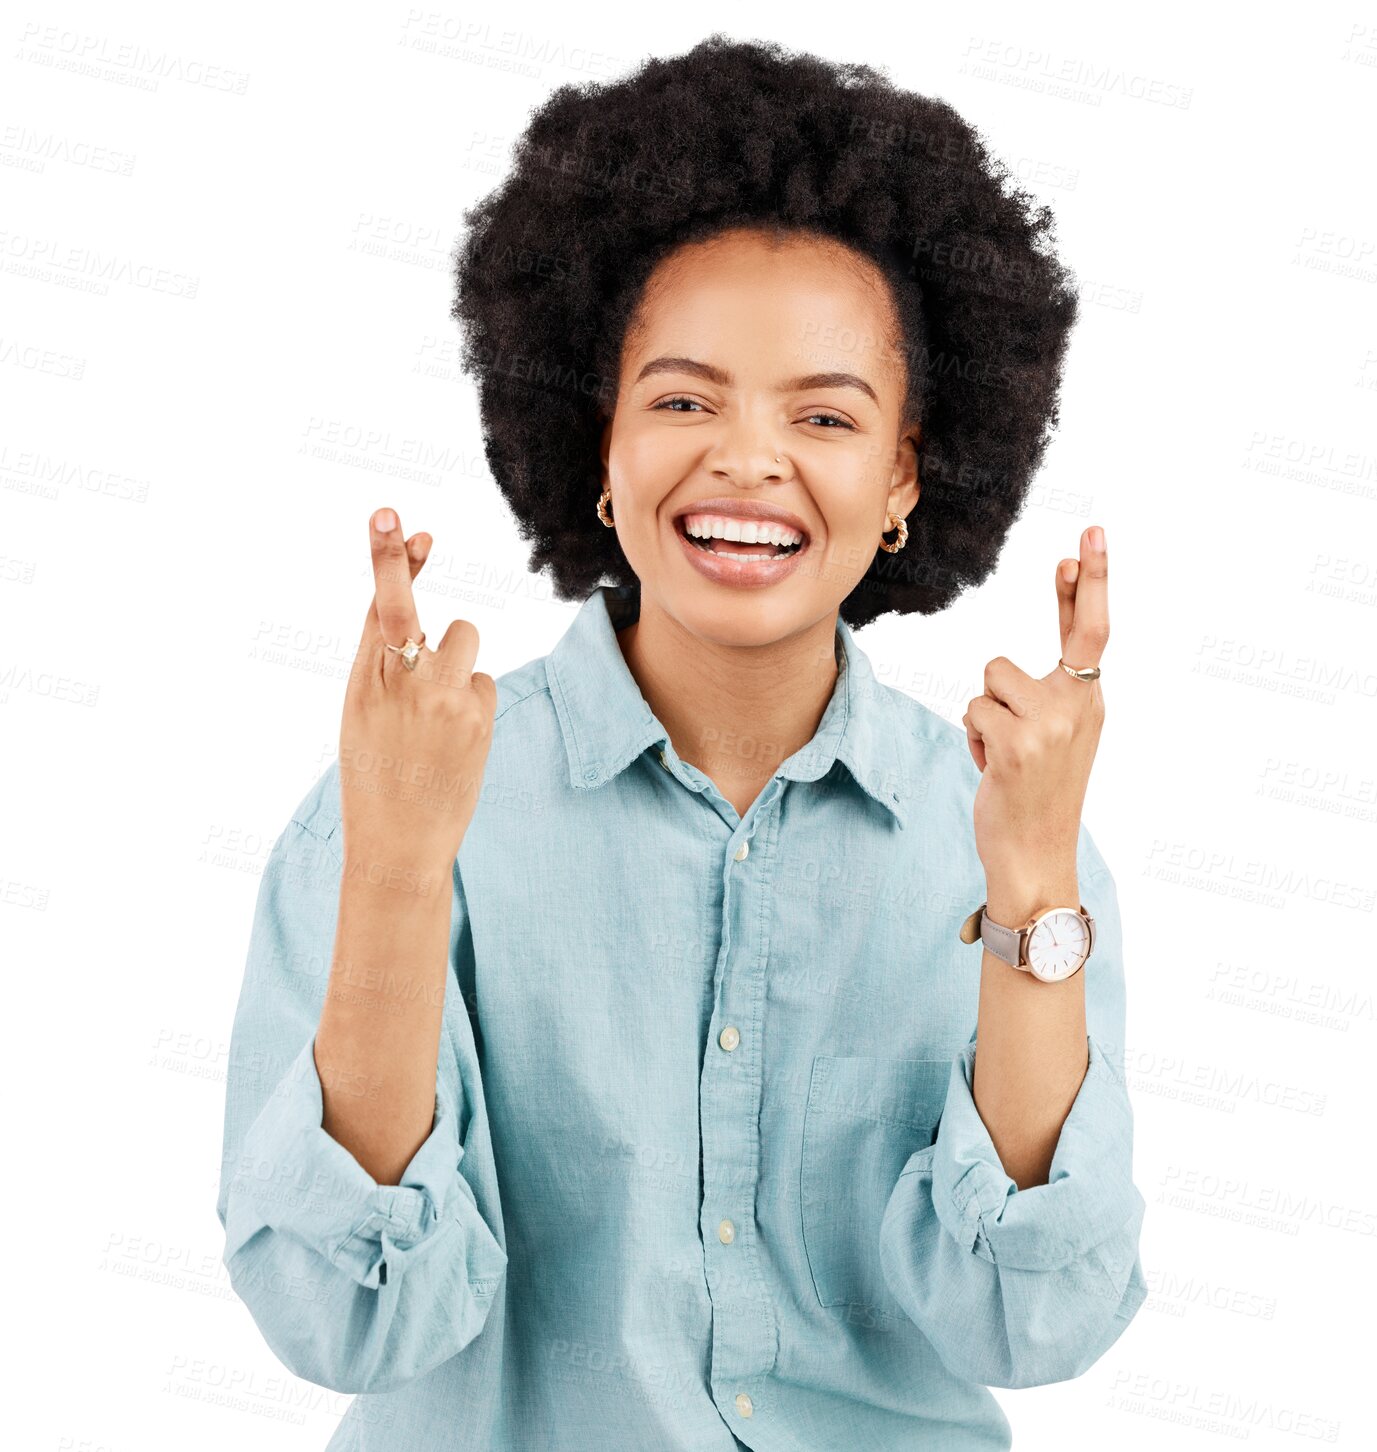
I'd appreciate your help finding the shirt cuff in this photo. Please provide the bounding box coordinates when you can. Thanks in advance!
[930,1034,1143,1270]
[231,1034,472,1290]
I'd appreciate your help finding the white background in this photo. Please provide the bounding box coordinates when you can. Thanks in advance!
[4,2,1375,1446]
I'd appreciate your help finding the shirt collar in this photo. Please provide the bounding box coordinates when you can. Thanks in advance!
[545,584,910,829]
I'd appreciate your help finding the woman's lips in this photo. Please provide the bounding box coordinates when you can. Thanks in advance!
[673,516,811,588]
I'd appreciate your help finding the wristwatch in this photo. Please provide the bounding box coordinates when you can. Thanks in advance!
[959,902,1096,983]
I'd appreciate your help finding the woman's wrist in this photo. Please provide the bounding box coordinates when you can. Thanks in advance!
[983,863,1080,926]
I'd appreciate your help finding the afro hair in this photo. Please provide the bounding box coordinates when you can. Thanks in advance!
[451,34,1079,628]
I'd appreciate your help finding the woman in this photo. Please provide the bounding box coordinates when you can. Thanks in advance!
[218,35,1145,1450]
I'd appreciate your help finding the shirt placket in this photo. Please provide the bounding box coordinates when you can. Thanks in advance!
[679,770,789,1445]
[654,741,789,1438]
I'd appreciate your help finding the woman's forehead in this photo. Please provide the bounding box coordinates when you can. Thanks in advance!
[628,234,901,368]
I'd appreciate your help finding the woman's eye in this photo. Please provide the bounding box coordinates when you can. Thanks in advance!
[652,398,854,430]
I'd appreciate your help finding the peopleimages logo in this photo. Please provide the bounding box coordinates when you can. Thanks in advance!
[959,38,1193,109]
[0,229,199,299]
[16,23,250,94]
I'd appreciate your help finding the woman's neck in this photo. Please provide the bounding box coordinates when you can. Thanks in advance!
[615,593,841,819]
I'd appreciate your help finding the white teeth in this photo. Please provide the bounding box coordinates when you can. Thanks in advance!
[681,513,804,547]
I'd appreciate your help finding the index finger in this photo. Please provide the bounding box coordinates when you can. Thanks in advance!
[368,507,424,648]
[1062,524,1109,669]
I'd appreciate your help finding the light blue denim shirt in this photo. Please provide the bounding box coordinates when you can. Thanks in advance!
[217,582,1147,1450]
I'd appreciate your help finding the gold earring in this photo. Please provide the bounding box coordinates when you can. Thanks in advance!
[597,485,615,528]
[879,511,908,553]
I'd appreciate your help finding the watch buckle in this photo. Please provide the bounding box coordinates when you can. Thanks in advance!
[958,904,985,945]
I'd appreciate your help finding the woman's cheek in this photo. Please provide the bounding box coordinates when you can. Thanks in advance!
[615,428,686,502]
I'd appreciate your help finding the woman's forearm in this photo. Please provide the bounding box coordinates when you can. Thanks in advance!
[313,851,457,1186]
[972,868,1089,1192]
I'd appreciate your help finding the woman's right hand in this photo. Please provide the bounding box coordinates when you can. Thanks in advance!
[338,507,498,880]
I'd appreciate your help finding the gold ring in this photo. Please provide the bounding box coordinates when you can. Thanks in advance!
[384,634,426,671]
[1058,658,1100,682]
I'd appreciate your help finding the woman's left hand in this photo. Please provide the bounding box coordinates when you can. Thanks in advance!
[962,525,1109,905]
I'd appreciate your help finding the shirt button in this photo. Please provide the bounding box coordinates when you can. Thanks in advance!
[657,749,669,770]
[734,840,749,861]
[718,1218,735,1244]
[735,1392,753,1418]
[718,1024,740,1052]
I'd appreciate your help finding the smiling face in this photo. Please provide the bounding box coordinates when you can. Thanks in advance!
[599,226,921,647]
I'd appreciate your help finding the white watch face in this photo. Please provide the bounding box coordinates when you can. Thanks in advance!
[1026,909,1089,981]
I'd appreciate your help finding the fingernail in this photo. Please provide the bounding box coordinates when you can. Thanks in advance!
[374,508,396,533]
[1089,526,1104,551]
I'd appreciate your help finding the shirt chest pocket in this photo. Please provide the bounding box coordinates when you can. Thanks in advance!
[800,1053,953,1313]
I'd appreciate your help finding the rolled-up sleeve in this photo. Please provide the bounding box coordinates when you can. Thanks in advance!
[879,846,1147,1389]
[216,764,509,1394]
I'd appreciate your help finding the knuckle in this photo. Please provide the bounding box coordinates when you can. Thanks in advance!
[1081,620,1110,649]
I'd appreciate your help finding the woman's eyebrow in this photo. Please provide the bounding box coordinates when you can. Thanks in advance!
[635,355,879,405]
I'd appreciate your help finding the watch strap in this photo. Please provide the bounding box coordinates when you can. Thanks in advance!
[978,910,1023,968]
[958,902,1097,973]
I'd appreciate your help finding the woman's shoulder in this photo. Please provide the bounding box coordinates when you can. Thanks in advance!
[484,648,580,805]
[880,679,1114,885]
[492,648,557,731]
[880,681,981,786]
